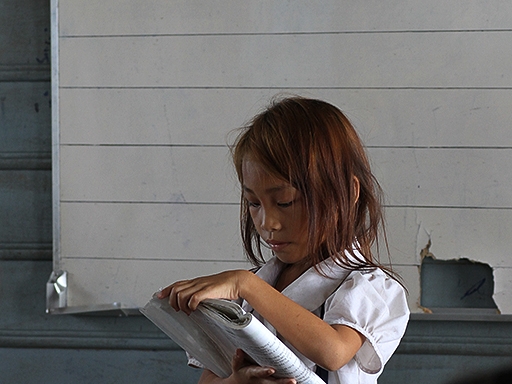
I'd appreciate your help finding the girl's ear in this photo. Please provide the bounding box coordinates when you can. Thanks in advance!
[353,176,360,204]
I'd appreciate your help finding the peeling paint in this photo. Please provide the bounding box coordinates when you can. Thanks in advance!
[418,240,434,313]
[420,239,434,261]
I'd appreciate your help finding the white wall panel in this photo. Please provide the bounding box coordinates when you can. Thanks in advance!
[60,88,512,147]
[59,33,512,88]
[60,146,238,203]
[371,148,512,208]
[59,0,512,36]
[59,88,266,145]
[494,268,512,313]
[60,202,242,261]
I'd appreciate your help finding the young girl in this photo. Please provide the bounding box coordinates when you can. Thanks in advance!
[158,96,409,383]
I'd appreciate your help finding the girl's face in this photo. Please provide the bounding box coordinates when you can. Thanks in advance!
[242,159,309,265]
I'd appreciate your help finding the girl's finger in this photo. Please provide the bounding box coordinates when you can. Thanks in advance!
[156,285,172,299]
[169,284,193,313]
[157,279,189,299]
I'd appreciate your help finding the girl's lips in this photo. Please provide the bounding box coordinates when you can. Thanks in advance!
[266,240,290,252]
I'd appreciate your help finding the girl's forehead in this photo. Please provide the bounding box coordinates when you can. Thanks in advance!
[242,159,291,188]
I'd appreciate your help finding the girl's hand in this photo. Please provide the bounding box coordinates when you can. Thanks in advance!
[229,349,296,384]
[198,350,296,384]
[157,270,251,314]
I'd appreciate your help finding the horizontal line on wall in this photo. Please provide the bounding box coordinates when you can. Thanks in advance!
[58,201,512,210]
[367,145,512,150]
[59,85,512,90]
[0,65,51,82]
[60,143,227,148]
[0,152,52,170]
[384,205,512,210]
[388,263,420,267]
[60,200,239,205]
[58,144,512,150]
[60,257,246,262]
[60,29,512,39]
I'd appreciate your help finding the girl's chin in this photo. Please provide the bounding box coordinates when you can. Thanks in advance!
[274,252,309,266]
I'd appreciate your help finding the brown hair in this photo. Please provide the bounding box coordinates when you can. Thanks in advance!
[232,96,392,275]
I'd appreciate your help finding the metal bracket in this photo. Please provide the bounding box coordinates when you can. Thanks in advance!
[46,270,67,313]
[45,270,140,316]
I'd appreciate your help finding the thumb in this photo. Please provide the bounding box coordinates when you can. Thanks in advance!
[231,349,246,372]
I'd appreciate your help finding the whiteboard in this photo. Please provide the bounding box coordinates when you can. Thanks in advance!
[49,0,512,315]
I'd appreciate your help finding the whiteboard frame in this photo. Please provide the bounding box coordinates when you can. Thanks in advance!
[48,0,125,315]
[46,0,512,318]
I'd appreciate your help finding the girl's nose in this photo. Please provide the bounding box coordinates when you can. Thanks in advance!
[260,208,282,234]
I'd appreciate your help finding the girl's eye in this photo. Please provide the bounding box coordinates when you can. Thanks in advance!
[247,201,260,208]
[277,201,293,208]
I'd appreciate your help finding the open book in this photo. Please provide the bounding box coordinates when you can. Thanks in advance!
[140,294,325,384]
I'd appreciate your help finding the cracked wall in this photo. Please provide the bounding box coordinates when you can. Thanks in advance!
[393,213,512,315]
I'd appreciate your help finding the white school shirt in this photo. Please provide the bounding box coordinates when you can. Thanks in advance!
[241,255,410,384]
[188,254,409,383]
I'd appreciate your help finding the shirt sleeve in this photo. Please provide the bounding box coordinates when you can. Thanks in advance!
[322,269,409,375]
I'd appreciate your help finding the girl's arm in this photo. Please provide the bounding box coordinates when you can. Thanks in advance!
[158,270,364,371]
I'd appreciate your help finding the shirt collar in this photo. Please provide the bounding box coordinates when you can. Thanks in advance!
[248,256,353,312]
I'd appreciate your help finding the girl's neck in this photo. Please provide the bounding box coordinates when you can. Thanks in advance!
[274,258,311,292]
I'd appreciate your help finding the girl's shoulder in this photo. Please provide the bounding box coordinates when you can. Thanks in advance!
[335,267,407,301]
